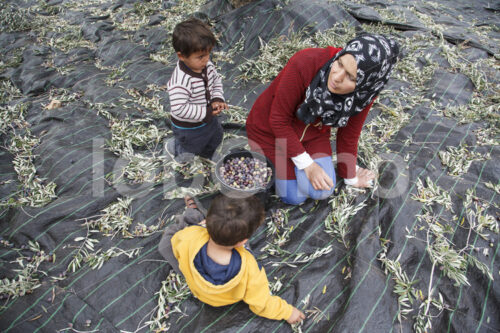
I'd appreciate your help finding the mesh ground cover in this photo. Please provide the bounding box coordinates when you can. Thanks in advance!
[0,0,498,332]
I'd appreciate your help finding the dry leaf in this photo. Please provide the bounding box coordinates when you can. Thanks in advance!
[46,99,61,110]
[29,314,42,321]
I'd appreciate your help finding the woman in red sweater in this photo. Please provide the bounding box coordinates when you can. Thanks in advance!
[246,34,399,205]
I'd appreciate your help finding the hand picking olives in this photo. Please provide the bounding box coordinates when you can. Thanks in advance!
[219,156,272,190]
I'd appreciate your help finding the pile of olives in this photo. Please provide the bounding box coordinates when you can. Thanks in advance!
[219,156,272,190]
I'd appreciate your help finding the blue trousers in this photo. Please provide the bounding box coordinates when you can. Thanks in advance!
[172,117,223,160]
[275,156,335,205]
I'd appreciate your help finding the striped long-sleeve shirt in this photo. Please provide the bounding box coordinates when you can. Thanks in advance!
[167,60,225,125]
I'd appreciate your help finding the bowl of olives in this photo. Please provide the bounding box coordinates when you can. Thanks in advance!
[214,149,274,198]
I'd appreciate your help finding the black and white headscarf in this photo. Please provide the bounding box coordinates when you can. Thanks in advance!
[296,34,399,127]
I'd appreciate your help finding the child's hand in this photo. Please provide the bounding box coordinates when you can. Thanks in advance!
[287,307,305,324]
[211,101,228,115]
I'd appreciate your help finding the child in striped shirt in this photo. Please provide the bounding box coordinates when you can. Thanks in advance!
[167,18,227,161]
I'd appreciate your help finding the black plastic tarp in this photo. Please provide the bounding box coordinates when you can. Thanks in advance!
[0,0,498,332]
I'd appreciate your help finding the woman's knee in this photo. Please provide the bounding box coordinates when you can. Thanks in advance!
[295,161,335,200]
[275,178,307,205]
[280,193,307,205]
[308,185,335,200]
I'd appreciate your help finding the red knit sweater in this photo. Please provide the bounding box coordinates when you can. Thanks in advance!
[246,47,373,180]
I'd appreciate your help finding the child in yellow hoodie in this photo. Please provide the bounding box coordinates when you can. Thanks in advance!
[158,194,305,324]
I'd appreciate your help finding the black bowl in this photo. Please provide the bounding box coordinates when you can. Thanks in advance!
[214,149,275,199]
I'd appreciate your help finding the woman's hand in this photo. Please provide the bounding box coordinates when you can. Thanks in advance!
[351,167,375,188]
[304,162,334,191]
[287,307,306,324]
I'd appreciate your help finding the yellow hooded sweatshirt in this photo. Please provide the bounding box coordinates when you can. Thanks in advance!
[171,226,293,321]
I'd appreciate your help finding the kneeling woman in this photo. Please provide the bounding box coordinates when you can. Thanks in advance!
[246,34,399,205]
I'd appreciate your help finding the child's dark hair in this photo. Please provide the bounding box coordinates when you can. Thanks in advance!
[172,17,217,56]
[206,195,265,246]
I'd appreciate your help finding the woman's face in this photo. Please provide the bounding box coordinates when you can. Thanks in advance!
[327,54,357,94]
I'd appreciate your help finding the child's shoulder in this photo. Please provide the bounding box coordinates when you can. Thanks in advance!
[206,60,218,72]
[172,225,208,252]
[175,225,207,239]
[235,247,263,271]
[179,224,205,232]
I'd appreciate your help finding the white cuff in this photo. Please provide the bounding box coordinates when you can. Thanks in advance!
[291,152,314,170]
[344,165,359,185]
[344,177,358,185]
[343,165,373,186]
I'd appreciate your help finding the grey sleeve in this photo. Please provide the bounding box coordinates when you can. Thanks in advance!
[158,215,188,275]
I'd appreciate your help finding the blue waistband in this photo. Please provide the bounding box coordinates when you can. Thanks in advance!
[171,122,207,130]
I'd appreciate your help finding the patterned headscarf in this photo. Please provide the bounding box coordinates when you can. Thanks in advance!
[296,34,399,127]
